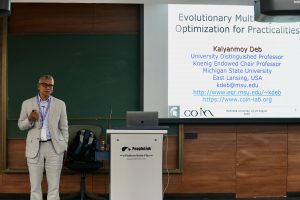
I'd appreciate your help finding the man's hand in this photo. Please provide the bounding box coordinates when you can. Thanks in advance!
[28,110,39,122]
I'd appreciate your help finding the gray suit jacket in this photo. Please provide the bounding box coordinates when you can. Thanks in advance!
[18,96,69,158]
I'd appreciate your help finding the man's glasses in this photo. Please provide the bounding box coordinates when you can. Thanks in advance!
[40,82,54,89]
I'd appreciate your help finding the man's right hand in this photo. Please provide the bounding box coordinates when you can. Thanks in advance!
[28,110,39,122]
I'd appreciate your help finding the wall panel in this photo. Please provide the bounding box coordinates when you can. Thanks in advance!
[287,125,300,192]
[180,125,236,193]
[236,125,287,198]
[8,3,140,34]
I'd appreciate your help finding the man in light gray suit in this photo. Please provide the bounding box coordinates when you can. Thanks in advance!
[18,75,68,200]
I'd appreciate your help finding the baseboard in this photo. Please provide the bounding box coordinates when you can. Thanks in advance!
[0,194,29,200]
[0,193,235,200]
[164,193,235,199]
[0,193,110,200]
[3,193,298,199]
[287,192,300,197]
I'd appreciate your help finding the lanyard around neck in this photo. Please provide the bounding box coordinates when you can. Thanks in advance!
[37,95,51,126]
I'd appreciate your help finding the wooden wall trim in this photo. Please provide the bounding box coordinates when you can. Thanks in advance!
[8,3,140,34]
[0,18,3,171]
[1,17,8,171]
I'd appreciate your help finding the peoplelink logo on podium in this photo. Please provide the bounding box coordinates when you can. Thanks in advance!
[120,146,153,161]
[122,146,152,152]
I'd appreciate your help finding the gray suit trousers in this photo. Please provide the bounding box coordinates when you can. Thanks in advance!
[27,141,64,200]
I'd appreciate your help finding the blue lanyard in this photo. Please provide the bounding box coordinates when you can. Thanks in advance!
[36,95,51,126]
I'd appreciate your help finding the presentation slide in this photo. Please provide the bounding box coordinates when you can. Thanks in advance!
[167,4,300,119]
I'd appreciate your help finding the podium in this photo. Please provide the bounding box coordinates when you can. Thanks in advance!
[107,129,167,200]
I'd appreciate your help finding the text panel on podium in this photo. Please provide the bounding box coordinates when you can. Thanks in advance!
[108,130,166,200]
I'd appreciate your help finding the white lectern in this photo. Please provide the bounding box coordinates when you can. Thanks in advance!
[107,129,167,200]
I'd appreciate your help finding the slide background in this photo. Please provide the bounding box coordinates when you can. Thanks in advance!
[168,4,299,118]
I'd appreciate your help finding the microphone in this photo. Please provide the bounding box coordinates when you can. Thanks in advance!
[108,105,113,130]
[105,105,113,151]
[41,105,45,112]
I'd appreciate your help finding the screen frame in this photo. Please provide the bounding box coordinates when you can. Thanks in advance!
[141,1,300,124]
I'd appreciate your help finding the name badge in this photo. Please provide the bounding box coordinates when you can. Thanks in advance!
[41,128,47,141]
